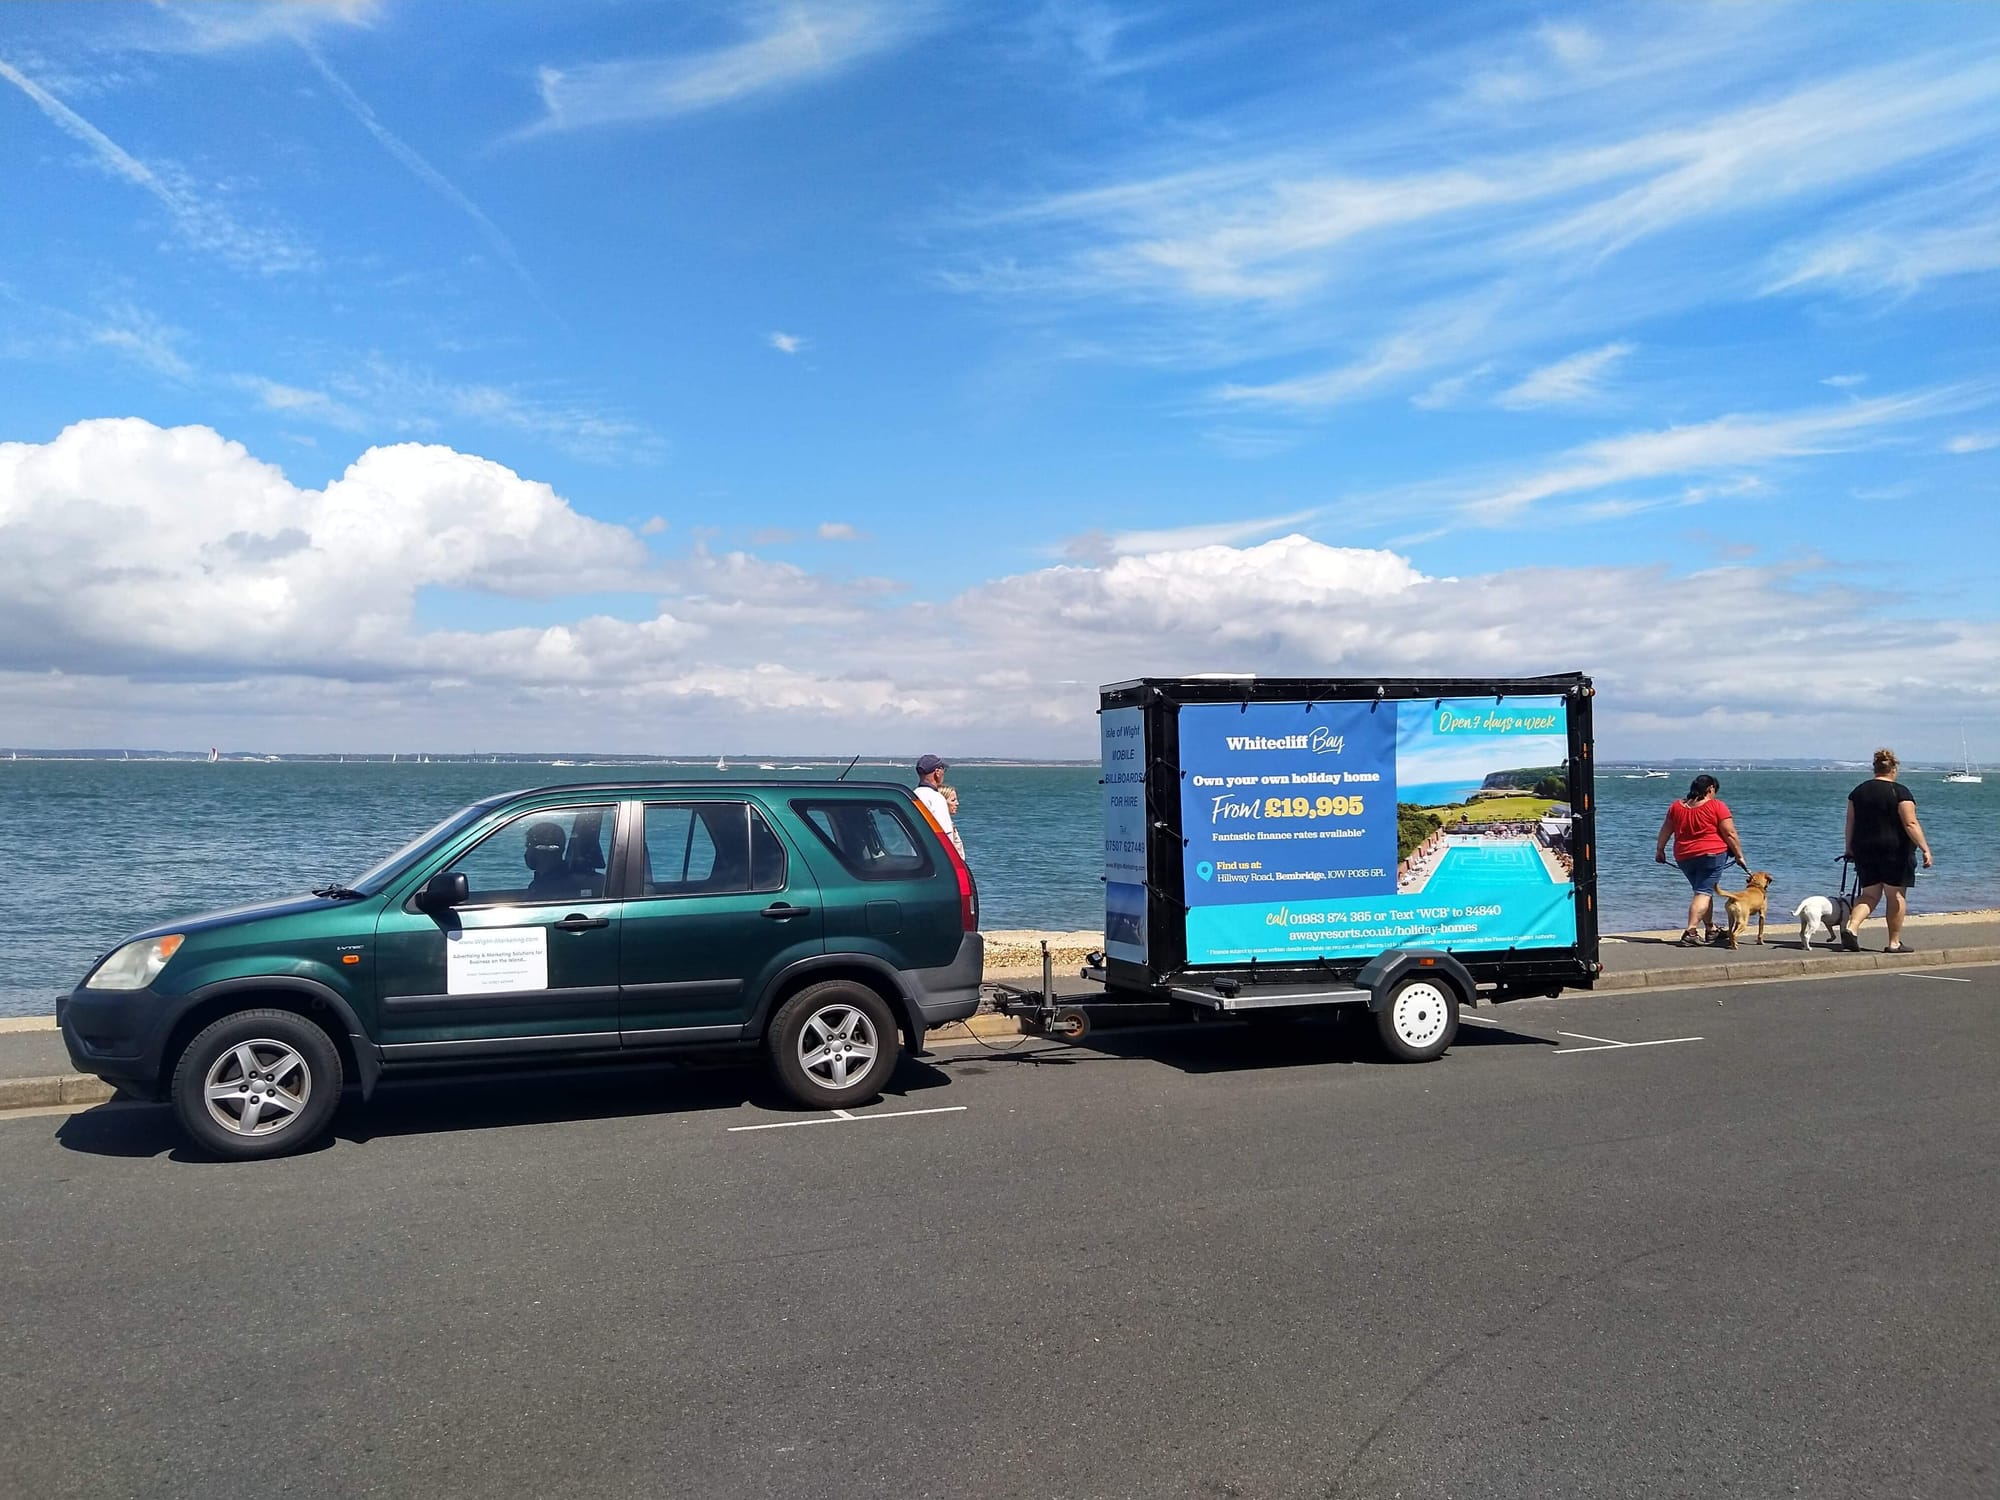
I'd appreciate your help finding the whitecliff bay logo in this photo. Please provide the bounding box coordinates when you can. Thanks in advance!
[1224,727,1346,755]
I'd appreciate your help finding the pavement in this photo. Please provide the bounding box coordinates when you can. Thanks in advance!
[3,964,1994,1498]
[8,910,1998,1105]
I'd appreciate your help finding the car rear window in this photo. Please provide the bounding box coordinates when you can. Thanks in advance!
[790,799,934,882]
[641,802,787,897]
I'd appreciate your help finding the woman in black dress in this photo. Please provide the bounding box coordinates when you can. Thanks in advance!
[1842,748,1934,953]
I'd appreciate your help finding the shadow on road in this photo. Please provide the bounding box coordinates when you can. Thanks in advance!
[53,1050,956,1162]
[940,1010,1556,1078]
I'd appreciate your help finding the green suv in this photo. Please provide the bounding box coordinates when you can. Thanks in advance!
[58,780,982,1160]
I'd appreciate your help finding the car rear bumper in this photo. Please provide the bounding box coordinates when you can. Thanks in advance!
[908,931,984,1026]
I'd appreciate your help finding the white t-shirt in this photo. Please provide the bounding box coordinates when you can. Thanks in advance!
[914,784,965,857]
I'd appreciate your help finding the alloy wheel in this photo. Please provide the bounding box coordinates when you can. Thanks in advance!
[202,1039,312,1137]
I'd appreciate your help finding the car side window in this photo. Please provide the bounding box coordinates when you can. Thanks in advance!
[641,802,786,897]
[791,800,933,881]
[443,805,616,906]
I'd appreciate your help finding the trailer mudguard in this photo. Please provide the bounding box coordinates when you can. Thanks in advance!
[1355,950,1476,1011]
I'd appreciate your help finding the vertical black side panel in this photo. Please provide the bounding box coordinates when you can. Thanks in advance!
[1567,683,1600,972]
[1149,687,1186,986]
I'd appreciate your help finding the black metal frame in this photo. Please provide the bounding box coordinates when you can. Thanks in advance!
[1097,673,1599,1000]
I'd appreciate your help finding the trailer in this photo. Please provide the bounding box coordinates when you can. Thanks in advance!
[993,673,1601,1060]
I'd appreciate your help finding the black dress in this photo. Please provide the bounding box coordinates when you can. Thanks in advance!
[1848,779,1916,888]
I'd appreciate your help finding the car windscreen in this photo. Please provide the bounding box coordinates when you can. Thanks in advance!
[347,802,498,894]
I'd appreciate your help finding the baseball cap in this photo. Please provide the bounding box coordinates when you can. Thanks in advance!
[915,753,948,776]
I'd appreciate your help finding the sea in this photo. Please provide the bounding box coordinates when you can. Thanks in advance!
[2,759,1994,1018]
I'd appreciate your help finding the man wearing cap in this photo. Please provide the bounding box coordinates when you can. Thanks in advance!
[913,754,965,858]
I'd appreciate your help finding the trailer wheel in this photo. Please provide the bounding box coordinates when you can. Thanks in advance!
[1050,1007,1090,1042]
[1375,977,1458,1062]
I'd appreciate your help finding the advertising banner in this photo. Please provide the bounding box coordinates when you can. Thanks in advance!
[1101,706,1149,964]
[1178,696,1576,963]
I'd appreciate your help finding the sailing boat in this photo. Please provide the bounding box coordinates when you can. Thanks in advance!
[208,747,219,764]
[716,754,728,771]
[1943,729,1983,785]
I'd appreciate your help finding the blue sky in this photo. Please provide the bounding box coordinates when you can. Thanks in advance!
[1,1,1996,758]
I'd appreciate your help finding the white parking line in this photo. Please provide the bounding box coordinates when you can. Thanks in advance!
[1898,972,1972,984]
[728,1105,968,1133]
[1556,1034,1704,1055]
[1460,1014,1500,1025]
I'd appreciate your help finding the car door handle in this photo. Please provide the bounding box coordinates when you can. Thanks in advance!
[554,913,611,931]
[761,903,812,920]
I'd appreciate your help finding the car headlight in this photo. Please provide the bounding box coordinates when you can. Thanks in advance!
[86,934,185,991]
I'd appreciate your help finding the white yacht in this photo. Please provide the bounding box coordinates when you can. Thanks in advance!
[1943,729,1982,784]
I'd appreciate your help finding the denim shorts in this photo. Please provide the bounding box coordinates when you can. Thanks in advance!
[1677,851,1731,895]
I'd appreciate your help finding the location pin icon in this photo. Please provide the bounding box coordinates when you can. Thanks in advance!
[1196,861,1215,881]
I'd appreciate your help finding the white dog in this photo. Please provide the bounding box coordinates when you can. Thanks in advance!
[1794,894,1853,952]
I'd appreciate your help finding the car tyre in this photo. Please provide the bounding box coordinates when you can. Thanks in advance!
[171,1008,343,1161]
[768,981,899,1110]
[1373,977,1458,1062]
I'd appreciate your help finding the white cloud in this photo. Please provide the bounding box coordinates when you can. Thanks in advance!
[4,420,1995,756]
[0,419,658,682]
[1497,341,1633,409]
[1538,23,1602,70]
[235,377,369,432]
[1822,373,1867,389]
[317,360,665,463]
[971,51,2000,311]
[640,515,671,535]
[1069,510,1324,559]
[1216,313,1490,411]
[1410,364,1494,411]
[1767,217,2000,297]
[817,521,862,540]
[88,306,192,380]
[769,331,808,354]
[521,3,927,136]
[942,29,2000,419]
[145,0,381,53]
[1947,433,1999,454]
[0,56,316,275]
[1457,389,1962,525]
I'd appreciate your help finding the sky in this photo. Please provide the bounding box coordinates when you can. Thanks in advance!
[1,0,1997,761]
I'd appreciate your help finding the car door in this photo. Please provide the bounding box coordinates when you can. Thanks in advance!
[618,799,823,1043]
[373,802,625,1053]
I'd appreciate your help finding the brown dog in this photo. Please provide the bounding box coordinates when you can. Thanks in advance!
[1717,871,1774,948]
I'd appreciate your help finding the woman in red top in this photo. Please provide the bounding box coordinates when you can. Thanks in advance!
[1653,774,1748,946]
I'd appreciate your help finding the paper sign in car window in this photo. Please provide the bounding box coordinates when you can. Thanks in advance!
[445,926,550,995]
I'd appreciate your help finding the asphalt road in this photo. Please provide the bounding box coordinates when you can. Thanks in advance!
[3,966,1995,1500]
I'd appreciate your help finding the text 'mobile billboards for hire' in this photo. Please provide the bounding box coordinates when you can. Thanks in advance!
[1177,696,1577,964]
[1100,706,1149,964]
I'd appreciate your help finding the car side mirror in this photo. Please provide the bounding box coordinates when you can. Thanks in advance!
[418,872,469,909]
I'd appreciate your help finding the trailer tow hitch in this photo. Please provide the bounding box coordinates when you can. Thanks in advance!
[986,941,1091,1042]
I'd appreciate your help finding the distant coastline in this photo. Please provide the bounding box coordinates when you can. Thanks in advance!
[0,749,1098,768]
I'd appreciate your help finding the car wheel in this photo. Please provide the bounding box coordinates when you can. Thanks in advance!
[171,1009,343,1160]
[768,981,899,1110]
[1374,977,1458,1062]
